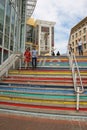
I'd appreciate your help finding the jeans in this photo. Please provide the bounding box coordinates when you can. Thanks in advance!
[78,45,83,55]
[32,57,37,68]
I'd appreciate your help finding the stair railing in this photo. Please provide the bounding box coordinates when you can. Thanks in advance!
[0,53,22,79]
[68,52,84,111]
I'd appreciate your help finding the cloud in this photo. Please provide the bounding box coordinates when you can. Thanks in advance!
[32,0,87,54]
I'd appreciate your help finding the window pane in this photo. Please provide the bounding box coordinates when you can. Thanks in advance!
[5,0,11,36]
[4,35,9,48]
[0,32,3,45]
[3,49,8,61]
[0,47,2,64]
[0,0,5,32]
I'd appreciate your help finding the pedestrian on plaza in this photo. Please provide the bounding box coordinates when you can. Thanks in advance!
[31,46,38,69]
[78,38,83,55]
[56,51,60,56]
[24,47,31,69]
[52,51,55,56]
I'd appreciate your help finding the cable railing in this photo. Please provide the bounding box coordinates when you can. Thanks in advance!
[68,52,84,111]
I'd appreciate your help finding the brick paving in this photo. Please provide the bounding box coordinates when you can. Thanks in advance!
[0,113,87,130]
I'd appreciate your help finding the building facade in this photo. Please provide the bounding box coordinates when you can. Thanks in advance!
[0,0,37,64]
[35,20,56,56]
[26,18,35,50]
[26,19,56,56]
[68,17,87,56]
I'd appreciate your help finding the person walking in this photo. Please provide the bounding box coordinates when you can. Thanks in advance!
[78,38,83,55]
[31,47,38,69]
[24,48,31,69]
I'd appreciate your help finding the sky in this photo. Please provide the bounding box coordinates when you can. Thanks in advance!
[32,0,87,54]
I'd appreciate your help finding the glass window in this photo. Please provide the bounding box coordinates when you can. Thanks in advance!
[5,24,10,36]
[83,35,86,42]
[75,33,78,37]
[0,47,2,64]
[11,7,15,40]
[72,42,74,46]
[51,27,54,47]
[15,17,18,46]
[10,7,15,51]
[4,35,9,48]
[75,40,78,45]
[26,25,34,43]
[41,27,49,32]
[83,28,86,33]
[35,25,39,45]
[3,49,8,62]
[10,39,13,51]
[0,32,3,45]
[0,0,5,32]
[79,30,81,36]
[72,35,74,40]
[5,0,11,36]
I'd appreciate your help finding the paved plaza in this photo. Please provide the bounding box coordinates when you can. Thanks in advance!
[0,112,87,130]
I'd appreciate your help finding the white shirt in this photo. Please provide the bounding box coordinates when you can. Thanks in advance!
[78,40,82,46]
[32,49,38,58]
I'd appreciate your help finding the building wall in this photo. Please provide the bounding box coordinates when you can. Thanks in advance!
[26,19,56,56]
[0,0,26,64]
[0,0,38,64]
[68,17,87,56]
[35,20,56,56]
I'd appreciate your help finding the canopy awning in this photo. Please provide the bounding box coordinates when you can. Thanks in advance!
[26,0,37,18]
[9,0,37,21]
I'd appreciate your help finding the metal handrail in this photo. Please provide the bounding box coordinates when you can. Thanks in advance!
[73,54,84,93]
[68,52,84,111]
[69,53,84,93]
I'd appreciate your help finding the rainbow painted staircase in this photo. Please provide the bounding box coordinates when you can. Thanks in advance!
[0,55,87,116]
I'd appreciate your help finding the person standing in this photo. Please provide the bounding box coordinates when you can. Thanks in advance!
[56,51,60,56]
[24,48,31,69]
[78,38,83,55]
[31,47,38,69]
[52,51,55,56]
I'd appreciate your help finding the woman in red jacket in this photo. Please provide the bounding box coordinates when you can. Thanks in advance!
[24,48,31,69]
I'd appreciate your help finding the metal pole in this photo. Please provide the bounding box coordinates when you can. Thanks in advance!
[19,58,22,69]
[76,87,80,111]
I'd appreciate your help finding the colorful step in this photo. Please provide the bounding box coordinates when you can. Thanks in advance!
[0,55,87,114]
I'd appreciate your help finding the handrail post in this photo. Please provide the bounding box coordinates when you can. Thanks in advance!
[19,58,22,69]
[68,51,84,111]
[76,87,80,111]
[6,66,8,77]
